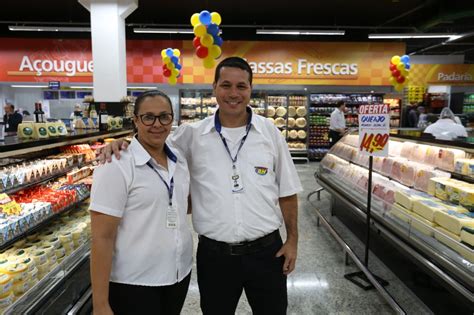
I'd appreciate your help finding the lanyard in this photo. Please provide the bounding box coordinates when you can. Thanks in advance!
[146,161,174,206]
[214,107,253,167]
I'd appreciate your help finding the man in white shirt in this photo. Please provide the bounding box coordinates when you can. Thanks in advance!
[103,57,302,315]
[329,100,346,147]
[424,107,467,140]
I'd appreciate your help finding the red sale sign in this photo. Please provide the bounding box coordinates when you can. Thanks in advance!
[358,104,390,156]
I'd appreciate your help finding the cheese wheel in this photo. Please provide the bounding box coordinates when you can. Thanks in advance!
[0,291,13,309]
[29,267,38,281]
[267,106,275,117]
[296,106,307,117]
[18,244,37,254]
[274,117,285,128]
[287,118,296,128]
[63,241,74,252]
[0,275,12,297]
[12,279,30,296]
[39,245,55,258]
[0,263,28,282]
[276,106,286,117]
[45,237,61,249]
[297,130,307,139]
[32,251,48,266]
[55,247,66,259]
[288,106,296,117]
[15,257,35,273]
[58,231,73,244]
[295,118,306,128]
[289,130,298,140]
[36,260,49,274]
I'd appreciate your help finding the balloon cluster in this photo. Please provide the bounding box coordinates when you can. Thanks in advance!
[161,48,182,85]
[191,10,223,69]
[389,55,411,92]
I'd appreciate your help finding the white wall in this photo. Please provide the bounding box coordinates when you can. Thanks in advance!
[410,55,464,64]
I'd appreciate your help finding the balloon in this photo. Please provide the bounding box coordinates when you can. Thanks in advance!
[389,76,396,86]
[203,56,215,69]
[209,45,222,59]
[173,49,181,57]
[389,64,396,71]
[171,56,179,65]
[400,69,409,77]
[400,55,410,63]
[196,45,209,58]
[163,56,171,64]
[166,48,174,57]
[190,13,200,27]
[211,12,222,25]
[201,34,214,47]
[194,24,207,37]
[396,76,405,84]
[161,49,167,58]
[207,23,219,36]
[405,62,411,70]
[213,35,223,46]
[391,55,401,65]
[396,62,405,71]
[391,69,400,77]
[172,69,180,77]
[404,76,410,82]
[169,76,177,85]
[163,69,171,77]
[167,62,175,70]
[162,64,169,71]
[176,64,182,70]
[193,37,201,48]
[199,10,212,25]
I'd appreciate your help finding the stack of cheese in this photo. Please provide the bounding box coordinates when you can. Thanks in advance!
[454,158,474,177]
[428,177,474,211]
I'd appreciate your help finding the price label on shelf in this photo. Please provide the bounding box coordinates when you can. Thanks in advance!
[358,104,390,157]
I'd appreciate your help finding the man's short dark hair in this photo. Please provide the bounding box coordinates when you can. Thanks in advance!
[336,101,345,108]
[214,57,253,85]
[5,103,14,110]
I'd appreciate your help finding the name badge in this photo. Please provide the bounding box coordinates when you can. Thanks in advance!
[166,205,177,229]
[231,166,244,193]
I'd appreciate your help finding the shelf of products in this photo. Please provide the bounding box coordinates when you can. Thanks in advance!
[384,98,401,128]
[317,133,474,304]
[0,130,131,313]
[425,93,448,113]
[308,93,384,160]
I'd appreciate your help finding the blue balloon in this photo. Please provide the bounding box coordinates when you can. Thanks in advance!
[199,10,211,25]
[166,48,174,57]
[171,56,179,64]
[207,23,219,36]
[176,64,182,70]
[213,35,223,47]
[405,62,411,70]
[400,55,410,63]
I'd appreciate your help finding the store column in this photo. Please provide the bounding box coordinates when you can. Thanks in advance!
[79,0,137,101]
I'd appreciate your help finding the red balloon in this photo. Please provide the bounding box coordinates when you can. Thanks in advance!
[196,45,208,59]
[163,68,171,77]
[162,64,169,71]
[396,75,405,83]
[389,64,397,71]
[392,69,400,77]
[193,37,201,48]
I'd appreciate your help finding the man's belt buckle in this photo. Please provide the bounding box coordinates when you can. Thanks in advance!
[228,242,247,256]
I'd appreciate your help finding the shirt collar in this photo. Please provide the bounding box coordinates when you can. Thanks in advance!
[201,106,262,135]
[130,136,178,166]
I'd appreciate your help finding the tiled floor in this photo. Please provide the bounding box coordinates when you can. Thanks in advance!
[181,162,432,314]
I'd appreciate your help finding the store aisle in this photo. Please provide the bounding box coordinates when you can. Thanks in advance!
[181,163,396,315]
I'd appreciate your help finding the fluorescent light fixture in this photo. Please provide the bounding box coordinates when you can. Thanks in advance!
[9,26,90,32]
[133,28,193,34]
[256,29,345,36]
[11,85,48,88]
[368,33,461,39]
[127,86,157,89]
[70,86,93,89]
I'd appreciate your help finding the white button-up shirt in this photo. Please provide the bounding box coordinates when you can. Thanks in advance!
[424,118,468,140]
[89,137,192,286]
[170,110,302,243]
[330,107,346,131]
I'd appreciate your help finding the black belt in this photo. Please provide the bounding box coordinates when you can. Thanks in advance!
[199,230,280,256]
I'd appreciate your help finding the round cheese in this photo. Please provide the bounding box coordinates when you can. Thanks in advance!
[275,117,286,128]
[287,118,296,128]
[288,106,296,117]
[296,106,307,117]
[0,291,13,309]
[12,279,30,296]
[267,106,275,117]
[276,106,287,117]
[32,251,47,266]
[289,130,298,139]
[298,130,307,139]
[295,118,307,128]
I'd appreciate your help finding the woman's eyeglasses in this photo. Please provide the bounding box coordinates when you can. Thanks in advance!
[137,113,174,126]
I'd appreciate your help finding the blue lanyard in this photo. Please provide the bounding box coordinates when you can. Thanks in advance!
[214,107,253,166]
[146,162,174,206]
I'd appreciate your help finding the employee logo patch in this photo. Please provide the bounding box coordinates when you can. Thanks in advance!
[254,166,268,175]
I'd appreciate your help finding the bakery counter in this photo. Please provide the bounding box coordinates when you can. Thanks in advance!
[0,129,133,158]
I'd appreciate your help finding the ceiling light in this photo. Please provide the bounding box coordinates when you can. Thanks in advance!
[9,26,90,32]
[133,28,193,34]
[368,33,461,39]
[11,85,48,88]
[256,29,345,36]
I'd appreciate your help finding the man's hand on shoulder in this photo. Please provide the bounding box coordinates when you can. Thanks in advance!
[97,138,129,163]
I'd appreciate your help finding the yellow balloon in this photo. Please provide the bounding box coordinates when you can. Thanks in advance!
[169,76,177,85]
[173,49,181,57]
[201,34,214,47]
[194,24,207,37]
[203,57,215,69]
[404,75,410,82]
[396,62,405,71]
[163,56,171,64]
[172,69,180,77]
[391,55,401,65]
[394,84,404,92]
[209,45,221,59]
[161,49,167,58]
[211,12,222,25]
[389,76,396,86]
[400,69,408,77]
[167,62,175,70]
[190,13,200,27]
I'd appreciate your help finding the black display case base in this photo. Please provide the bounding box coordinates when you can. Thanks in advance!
[344,270,389,291]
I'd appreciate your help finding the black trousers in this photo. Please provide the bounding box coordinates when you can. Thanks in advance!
[197,234,287,315]
[108,272,191,315]
[329,129,342,148]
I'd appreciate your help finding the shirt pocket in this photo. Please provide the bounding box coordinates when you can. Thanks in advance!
[245,151,275,186]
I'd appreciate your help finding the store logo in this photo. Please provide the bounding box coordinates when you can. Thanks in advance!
[437,72,473,82]
[254,166,268,175]
[16,56,93,77]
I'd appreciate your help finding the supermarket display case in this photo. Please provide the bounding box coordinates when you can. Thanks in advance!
[0,129,133,314]
[308,93,384,161]
[315,132,473,312]
[463,93,474,129]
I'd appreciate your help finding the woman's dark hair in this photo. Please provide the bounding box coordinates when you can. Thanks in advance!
[133,90,173,116]
[214,56,253,85]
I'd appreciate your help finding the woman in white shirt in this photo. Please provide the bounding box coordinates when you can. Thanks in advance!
[424,107,468,140]
[89,90,192,315]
